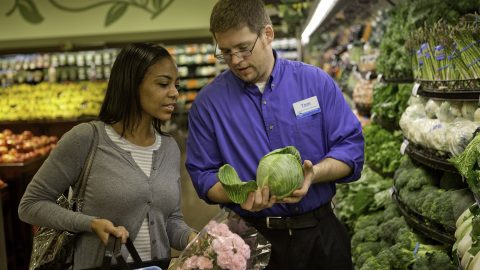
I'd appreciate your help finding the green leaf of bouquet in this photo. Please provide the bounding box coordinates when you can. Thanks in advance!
[218,164,257,204]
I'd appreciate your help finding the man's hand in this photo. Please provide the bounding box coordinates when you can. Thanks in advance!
[280,160,314,203]
[91,218,129,246]
[240,186,276,212]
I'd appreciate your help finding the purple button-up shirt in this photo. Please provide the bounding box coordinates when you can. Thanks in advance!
[186,51,364,218]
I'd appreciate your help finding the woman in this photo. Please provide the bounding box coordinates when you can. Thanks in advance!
[19,43,196,269]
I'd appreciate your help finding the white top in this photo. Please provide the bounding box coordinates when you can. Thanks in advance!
[105,124,161,261]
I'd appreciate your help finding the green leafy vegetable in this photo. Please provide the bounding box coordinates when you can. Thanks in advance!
[217,146,304,204]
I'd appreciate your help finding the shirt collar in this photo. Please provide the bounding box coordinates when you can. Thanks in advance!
[231,49,280,93]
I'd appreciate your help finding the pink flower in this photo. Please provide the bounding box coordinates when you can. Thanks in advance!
[181,255,213,270]
[178,218,251,270]
[205,221,231,237]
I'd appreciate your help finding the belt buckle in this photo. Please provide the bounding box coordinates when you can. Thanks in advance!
[266,216,282,229]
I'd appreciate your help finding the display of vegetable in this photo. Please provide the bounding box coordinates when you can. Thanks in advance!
[450,133,480,195]
[363,123,403,175]
[371,82,412,125]
[453,203,480,270]
[377,0,480,80]
[352,200,455,270]
[407,18,480,81]
[217,146,303,204]
[394,157,473,229]
[335,166,392,233]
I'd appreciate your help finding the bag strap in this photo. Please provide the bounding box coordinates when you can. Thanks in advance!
[101,236,142,270]
[71,122,99,212]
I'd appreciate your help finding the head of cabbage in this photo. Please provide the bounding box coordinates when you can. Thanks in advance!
[217,146,304,204]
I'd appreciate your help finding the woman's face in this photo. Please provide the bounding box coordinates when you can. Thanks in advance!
[139,57,179,121]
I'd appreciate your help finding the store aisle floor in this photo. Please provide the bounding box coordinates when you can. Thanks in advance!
[171,130,220,255]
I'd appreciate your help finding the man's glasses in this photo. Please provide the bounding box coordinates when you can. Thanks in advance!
[214,34,260,62]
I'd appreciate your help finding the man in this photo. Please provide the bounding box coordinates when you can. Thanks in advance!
[186,0,364,269]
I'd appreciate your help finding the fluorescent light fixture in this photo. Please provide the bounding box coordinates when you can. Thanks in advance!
[301,0,338,44]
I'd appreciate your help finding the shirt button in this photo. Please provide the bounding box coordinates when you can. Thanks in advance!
[269,125,273,130]
[152,240,156,244]
[150,220,154,225]
[263,100,267,105]
[147,200,152,205]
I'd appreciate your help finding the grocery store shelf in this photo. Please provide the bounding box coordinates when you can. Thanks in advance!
[405,141,459,174]
[392,188,455,245]
[0,155,47,179]
[417,88,480,101]
[415,79,480,101]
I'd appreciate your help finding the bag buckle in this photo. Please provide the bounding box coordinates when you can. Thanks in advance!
[266,216,282,229]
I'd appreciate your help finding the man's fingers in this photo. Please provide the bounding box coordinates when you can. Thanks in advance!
[241,192,255,210]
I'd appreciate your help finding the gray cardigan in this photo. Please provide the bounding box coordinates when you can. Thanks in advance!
[18,121,192,269]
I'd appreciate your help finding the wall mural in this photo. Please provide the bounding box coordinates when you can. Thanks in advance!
[5,0,175,26]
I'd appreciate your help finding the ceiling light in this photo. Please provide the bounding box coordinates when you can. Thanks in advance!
[301,0,339,44]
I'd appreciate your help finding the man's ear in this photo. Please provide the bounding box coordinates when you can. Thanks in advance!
[264,25,274,43]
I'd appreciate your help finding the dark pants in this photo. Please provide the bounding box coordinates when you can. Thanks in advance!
[254,211,353,270]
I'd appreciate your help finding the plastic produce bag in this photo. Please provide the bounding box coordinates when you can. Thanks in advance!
[169,208,271,270]
[437,101,462,123]
[423,119,448,151]
[447,119,480,156]
[425,99,441,119]
[461,102,478,121]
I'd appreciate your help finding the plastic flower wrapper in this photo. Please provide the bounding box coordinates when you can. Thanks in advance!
[169,208,271,270]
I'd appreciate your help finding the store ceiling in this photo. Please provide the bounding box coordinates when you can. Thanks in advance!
[262,0,389,38]
[263,0,313,37]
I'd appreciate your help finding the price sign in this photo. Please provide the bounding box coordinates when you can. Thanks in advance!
[400,140,409,155]
[411,82,421,96]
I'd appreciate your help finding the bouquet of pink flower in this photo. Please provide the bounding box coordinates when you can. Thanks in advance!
[170,209,271,270]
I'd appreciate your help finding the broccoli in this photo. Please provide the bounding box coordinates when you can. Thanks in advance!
[389,243,416,269]
[360,249,395,270]
[354,211,386,232]
[404,167,436,191]
[352,225,381,247]
[429,190,454,227]
[353,241,388,268]
[412,248,456,270]
[378,217,408,244]
[394,227,422,250]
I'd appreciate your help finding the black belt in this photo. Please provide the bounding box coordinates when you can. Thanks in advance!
[244,202,333,230]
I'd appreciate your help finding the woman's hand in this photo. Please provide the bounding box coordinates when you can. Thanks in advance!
[91,218,129,246]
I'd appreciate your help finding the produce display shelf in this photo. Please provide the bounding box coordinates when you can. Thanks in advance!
[381,77,414,84]
[392,188,456,245]
[405,141,459,174]
[417,88,480,101]
[0,155,47,179]
[419,78,480,91]
[417,79,480,100]
[0,116,97,125]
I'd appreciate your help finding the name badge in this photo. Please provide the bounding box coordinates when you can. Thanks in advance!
[293,96,321,119]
